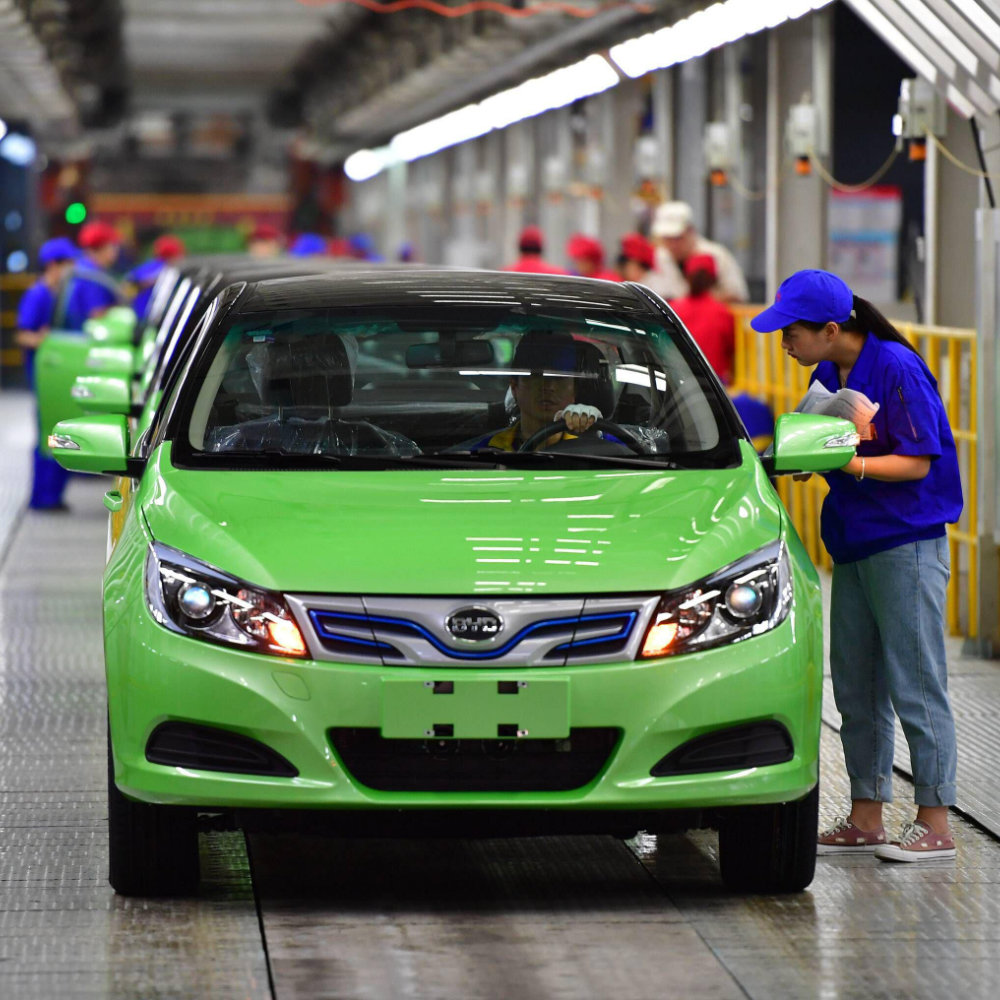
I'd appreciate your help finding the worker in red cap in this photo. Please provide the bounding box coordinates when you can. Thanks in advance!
[248,222,283,258]
[62,220,125,331]
[566,233,620,281]
[152,233,185,262]
[503,226,567,274]
[668,253,735,386]
[616,232,656,283]
[127,233,186,321]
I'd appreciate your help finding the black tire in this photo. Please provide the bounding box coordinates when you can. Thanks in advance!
[718,783,818,893]
[107,728,200,897]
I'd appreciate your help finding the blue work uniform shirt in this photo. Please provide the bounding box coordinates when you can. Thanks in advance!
[813,334,963,564]
[63,258,119,332]
[16,282,57,387]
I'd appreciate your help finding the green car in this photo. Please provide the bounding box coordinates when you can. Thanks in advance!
[50,270,857,897]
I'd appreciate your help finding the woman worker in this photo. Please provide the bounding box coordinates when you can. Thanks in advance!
[751,269,963,863]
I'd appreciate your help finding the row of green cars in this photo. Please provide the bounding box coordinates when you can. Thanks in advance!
[44,259,858,897]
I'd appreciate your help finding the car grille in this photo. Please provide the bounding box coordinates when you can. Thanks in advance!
[285,594,661,666]
[329,727,620,792]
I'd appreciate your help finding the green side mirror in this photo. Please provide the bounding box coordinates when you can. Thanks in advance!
[84,306,136,345]
[83,344,135,377]
[769,413,859,474]
[70,374,133,415]
[48,414,132,475]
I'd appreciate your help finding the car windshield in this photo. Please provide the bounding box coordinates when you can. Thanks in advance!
[173,306,738,468]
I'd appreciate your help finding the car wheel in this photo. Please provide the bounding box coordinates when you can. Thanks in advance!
[107,728,200,897]
[718,783,818,893]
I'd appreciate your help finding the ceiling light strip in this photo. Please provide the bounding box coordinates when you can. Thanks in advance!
[345,53,619,181]
[608,0,835,79]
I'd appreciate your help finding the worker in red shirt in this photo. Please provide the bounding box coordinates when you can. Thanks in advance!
[669,253,735,386]
[247,223,283,258]
[503,226,567,274]
[566,233,620,281]
[616,232,656,283]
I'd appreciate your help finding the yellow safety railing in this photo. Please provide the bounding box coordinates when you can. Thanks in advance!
[731,305,978,637]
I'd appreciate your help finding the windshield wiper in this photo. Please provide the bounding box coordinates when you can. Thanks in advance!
[435,448,684,470]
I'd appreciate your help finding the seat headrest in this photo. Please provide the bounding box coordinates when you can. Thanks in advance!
[256,333,354,408]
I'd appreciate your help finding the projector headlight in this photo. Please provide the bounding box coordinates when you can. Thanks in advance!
[639,541,792,659]
[144,542,307,658]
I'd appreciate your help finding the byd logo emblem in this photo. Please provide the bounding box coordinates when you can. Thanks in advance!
[446,607,503,642]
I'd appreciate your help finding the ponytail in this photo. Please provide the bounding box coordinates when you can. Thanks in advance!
[844,295,921,356]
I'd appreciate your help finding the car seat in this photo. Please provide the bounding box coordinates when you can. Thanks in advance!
[572,341,616,419]
[258,333,354,415]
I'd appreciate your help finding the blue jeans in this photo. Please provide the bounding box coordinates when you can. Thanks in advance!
[830,536,957,807]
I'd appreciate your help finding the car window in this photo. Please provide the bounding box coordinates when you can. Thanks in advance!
[173,307,736,467]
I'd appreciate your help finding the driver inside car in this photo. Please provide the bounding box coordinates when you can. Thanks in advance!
[478,331,604,451]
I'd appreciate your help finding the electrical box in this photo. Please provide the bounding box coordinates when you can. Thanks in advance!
[703,122,732,171]
[786,104,818,159]
[894,78,946,140]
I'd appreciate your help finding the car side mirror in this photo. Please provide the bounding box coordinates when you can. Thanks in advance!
[71,374,133,415]
[764,412,859,475]
[84,344,135,377]
[47,414,142,476]
[84,306,136,346]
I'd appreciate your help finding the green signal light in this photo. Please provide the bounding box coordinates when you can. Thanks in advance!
[65,202,87,224]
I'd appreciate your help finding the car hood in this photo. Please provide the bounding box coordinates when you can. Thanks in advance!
[141,444,782,595]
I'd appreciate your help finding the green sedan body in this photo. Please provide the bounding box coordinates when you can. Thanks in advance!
[51,269,857,896]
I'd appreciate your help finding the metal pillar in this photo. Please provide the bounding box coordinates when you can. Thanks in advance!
[651,69,674,200]
[765,12,831,296]
[675,56,708,230]
[925,106,979,327]
[602,80,640,246]
[974,208,1000,657]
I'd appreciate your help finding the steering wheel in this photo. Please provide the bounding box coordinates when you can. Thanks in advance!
[517,418,647,455]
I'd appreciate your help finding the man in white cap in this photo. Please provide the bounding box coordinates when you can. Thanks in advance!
[646,200,749,303]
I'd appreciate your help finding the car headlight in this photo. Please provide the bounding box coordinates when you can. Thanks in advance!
[145,542,307,658]
[639,541,792,658]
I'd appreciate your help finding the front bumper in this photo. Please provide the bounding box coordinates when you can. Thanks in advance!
[107,580,823,812]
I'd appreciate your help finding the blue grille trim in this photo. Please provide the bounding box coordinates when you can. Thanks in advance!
[551,612,637,652]
[308,609,636,661]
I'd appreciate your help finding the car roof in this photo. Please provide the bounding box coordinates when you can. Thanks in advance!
[234,269,660,319]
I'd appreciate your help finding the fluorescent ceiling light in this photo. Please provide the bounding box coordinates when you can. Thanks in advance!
[344,148,390,182]
[610,0,835,78]
[348,54,620,180]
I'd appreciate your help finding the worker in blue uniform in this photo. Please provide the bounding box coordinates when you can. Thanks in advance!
[128,233,185,321]
[14,238,79,510]
[61,220,124,331]
[752,268,963,863]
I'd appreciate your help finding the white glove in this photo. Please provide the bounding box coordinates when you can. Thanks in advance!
[555,403,602,434]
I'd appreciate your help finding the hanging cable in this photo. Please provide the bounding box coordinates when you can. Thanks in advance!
[926,131,1000,183]
[727,173,766,201]
[807,146,899,193]
[969,119,997,208]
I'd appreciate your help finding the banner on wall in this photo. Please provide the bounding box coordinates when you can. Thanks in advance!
[828,186,902,305]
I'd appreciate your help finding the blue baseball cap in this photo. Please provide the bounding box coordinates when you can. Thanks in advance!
[38,237,79,265]
[289,233,327,256]
[750,269,854,332]
[127,258,164,283]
